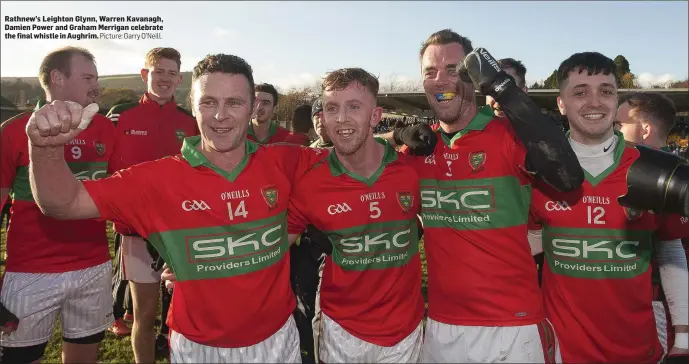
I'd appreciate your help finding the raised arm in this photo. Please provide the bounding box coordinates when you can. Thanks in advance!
[26,100,101,220]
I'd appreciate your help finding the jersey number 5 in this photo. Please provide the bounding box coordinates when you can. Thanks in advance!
[228,200,248,220]
[370,201,381,219]
[587,206,606,225]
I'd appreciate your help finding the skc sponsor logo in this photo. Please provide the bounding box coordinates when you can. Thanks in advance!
[545,201,572,212]
[328,203,352,215]
[340,230,411,253]
[190,225,282,260]
[182,200,211,211]
[421,189,492,210]
[552,238,638,259]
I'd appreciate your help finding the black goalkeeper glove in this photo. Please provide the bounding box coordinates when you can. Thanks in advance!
[457,48,584,192]
[392,124,437,156]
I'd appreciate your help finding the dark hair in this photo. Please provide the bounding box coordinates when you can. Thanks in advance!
[255,83,279,106]
[292,104,313,133]
[39,46,95,90]
[190,54,255,106]
[499,58,527,88]
[420,29,473,60]
[620,92,677,141]
[145,47,182,70]
[322,68,379,98]
[557,52,617,90]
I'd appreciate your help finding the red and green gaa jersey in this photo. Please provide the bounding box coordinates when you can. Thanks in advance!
[82,137,324,348]
[247,121,292,144]
[530,135,687,363]
[404,106,544,326]
[288,140,425,346]
[0,103,114,273]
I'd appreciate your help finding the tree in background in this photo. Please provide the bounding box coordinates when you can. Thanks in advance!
[98,88,139,110]
[275,86,318,123]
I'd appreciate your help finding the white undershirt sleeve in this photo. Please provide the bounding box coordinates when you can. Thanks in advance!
[657,239,689,326]
[528,230,544,256]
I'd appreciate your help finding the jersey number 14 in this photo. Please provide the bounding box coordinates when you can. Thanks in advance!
[228,200,248,220]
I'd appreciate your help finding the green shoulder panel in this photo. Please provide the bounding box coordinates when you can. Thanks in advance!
[0,111,31,132]
[176,105,194,118]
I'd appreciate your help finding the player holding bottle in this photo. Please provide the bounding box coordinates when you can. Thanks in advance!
[528,52,689,363]
[288,68,425,363]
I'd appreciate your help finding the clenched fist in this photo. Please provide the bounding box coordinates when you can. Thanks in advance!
[26,100,99,147]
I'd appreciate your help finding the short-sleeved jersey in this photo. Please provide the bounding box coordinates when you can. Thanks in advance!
[106,93,199,235]
[288,140,425,346]
[529,135,687,363]
[247,121,292,144]
[403,105,543,326]
[82,136,325,348]
[0,102,115,273]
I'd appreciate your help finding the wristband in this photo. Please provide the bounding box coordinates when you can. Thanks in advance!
[676,332,689,350]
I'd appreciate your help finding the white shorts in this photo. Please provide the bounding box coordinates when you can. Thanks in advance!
[653,301,669,355]
[318,313,423,363]
[0,261,113,347]
[120,235,161,284]
[169,315,301,363]
[420,317,561,363]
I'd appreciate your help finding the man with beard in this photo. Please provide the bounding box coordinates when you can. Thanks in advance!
[288,68,425,363]
[380,29,583,362]
[0,46,115,364]
[106,47,198,363]
[528,52,688,363]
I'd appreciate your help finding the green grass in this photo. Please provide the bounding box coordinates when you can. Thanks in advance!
[1,219,166,363]
[1,216,429,363]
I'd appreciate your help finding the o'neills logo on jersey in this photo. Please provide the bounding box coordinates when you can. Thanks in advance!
[397,192,414,212]
[443,152,459,161]
[124,129,147,136]
[67,139,86,145]
[546,231,651,279]
[261,186,278,209]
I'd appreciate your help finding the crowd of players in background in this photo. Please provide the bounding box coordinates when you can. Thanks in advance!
[0,26,688,364]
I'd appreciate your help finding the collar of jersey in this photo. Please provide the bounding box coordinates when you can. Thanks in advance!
[327,137,397,187]
[181,136,258,182]
[566,129,627,186]
[440,105,493,147]
[141,92,177,111]
[248,121,277,143]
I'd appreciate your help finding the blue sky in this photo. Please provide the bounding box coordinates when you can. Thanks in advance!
[1,1,687,90]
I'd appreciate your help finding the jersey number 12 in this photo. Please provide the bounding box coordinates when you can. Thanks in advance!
[587,206,605,225]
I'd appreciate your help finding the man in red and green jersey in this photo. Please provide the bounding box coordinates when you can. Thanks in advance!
[288,68,425,363]
[0,46,115,364]
[615,91,689,359]
[248,83,293,144]
[24,53,325,363]
[105,47,198,361]
[380,30,584,363]
[528,52,688,363]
